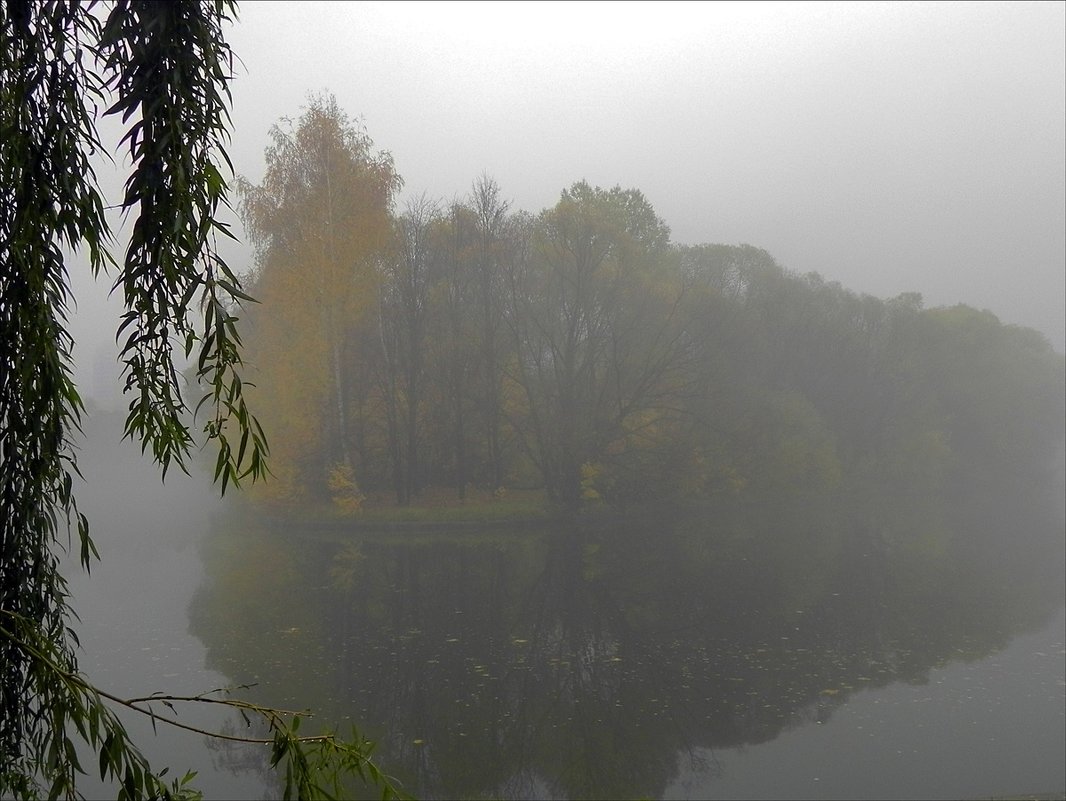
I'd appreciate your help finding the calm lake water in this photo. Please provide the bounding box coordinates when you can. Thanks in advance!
[66,411,1065,800]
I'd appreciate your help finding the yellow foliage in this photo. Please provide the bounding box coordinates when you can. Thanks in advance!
[246,454,306,508]
[580,462,604,501]
[240,95,399,507]
[327,462,365,514]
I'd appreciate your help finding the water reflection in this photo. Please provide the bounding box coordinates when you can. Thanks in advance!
[189,488,1064,799]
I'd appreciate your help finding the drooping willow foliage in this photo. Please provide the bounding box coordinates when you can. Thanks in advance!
[0,2,396,798]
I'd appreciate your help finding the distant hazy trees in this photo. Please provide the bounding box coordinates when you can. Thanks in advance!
[239,99,1066,513]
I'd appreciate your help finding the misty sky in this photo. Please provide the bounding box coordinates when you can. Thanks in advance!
[70,0,1066,385]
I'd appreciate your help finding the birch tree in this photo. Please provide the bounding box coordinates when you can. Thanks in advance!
[240,94,399,504]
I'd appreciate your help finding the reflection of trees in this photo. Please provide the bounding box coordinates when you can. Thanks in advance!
[504,533,680,799]
[204,716,278,797]
[189,485,1065,799]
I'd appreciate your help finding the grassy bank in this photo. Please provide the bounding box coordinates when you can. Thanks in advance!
[241,486,712,535]
[255,486,553,531]
[360,487,548,522]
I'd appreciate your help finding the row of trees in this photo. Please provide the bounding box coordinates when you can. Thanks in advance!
[239,96,1065,513]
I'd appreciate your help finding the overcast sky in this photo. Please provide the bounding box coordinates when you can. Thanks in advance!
[222,0,1064,350]
[72,0,1066,384]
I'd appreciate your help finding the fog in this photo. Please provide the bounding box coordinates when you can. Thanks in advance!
[66,408,1066,800]
[227,1,1063,346]
[67,0,1064,381]
[42,3,1065,798]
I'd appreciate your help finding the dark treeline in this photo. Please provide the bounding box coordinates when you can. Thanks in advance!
[237,96,1065,512]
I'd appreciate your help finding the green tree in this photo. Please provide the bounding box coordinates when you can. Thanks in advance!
[504,182,685,510]
[426,198,480,498]
[1,3,395,798]
[465,175,513,491]
[414,178,513,499]
[376,196,439,504]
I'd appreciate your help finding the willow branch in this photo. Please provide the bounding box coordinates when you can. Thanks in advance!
[1,618,354,749]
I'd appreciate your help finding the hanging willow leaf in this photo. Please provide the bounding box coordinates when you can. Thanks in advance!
[0,3,396,798]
